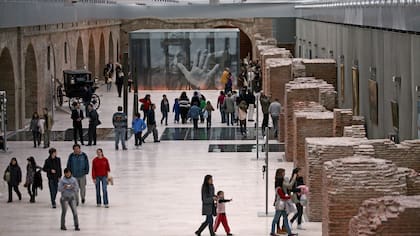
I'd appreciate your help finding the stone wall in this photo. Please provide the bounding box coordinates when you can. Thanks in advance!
[305,137,366,221]
[343,125,367,138]
[333,109,353,137]
[349,195,420,236]
[264,58,292,104]
[406,170,420,196]
[302,58,337,89]
[322,156,407,236]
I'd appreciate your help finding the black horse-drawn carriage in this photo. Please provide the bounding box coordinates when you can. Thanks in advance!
[57,70,101,110]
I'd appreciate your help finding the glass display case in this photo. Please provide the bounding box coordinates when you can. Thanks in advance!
[129,28,240,90]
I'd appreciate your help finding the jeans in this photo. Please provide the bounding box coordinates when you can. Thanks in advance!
[48,178,58,206]
[240,120,247,134]
[114,128,127,149]
[196,214,215,235]
[219,109,226,123]
[134,132,143,146]
[291,203,303,225]
[7,183,21,202]
[27,183,36,202]
[271,210,291,234]
[271,115,279,138]
[60,196,79,228]
[32,131,40,147]
[226,112,234,126]
[88,123,97,145]
[193,118,199,129]
[116,83,123,97]
[142,124,158,141]
[262,113,269,134]
[161,111,168,125]
[75,175,86,204]
[44,129,51,147]
[106,82,112,92]
[73,123,84,145]
[95,176,108,205]
[206,115,212,129]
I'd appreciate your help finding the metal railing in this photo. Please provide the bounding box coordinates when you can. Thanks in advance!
[295,0,420,8]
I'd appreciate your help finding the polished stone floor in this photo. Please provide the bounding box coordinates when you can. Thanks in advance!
[0,85,322,236]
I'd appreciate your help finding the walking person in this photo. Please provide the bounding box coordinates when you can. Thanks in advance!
[112,106,128,150]
[204,100,215,129]
[86,104,99,146]
[115,65,124,98]
[58,168,80,231]
[246,90,256,122]
[173,98,180,123]
[179,91,190,124]
[260,92,271,134]
[25,156,41,203]
[188,102,202,130]
[213,190,233,236]
[195,175,217,236]
[139,94,152,123]
[142,104,160,143]
[268,98,282,138]
[290,168,306,230]
[160,94,170,126]
[217,91,226,123]
[238,100,248,136]
[42,108,53,148]
[71,102,84,145]
[223,92,235,126]
[3,157,22,203]
[132,112,146,147]
[91,148,110,208]
[30,112,41,148]
[43,148,62,208]
[66,144,89,205]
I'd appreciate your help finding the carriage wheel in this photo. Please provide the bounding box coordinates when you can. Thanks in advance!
[68,97,81,110]
[91,93,101,110]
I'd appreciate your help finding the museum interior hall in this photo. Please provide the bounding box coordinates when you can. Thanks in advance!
[0,1,420,235]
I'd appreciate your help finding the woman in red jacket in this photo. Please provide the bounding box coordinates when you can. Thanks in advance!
[92,148,110,208]
[139,94,152,123]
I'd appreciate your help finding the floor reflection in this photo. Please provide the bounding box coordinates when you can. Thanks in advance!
[208,144,284,152]
[8,128,133,141]
[161,127,275,141]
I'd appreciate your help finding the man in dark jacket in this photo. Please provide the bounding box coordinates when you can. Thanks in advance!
[86,104,99,146]
[43,148,62,208]
[71,102,84,145]
[142,104,160,143]
[66,144,89,205]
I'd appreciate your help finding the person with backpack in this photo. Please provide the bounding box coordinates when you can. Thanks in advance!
[43,148,62,208]
[25,156,42,203]
[66,144,89,205]
[4,157,22,203]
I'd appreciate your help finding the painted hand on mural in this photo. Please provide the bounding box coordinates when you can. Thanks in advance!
[176,49,220,89]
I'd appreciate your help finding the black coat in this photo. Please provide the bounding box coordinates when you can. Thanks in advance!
[4,164,22,186]
[201,184,215,215]
[147,110,156,125]
[87,109,99,126]
[71,109,84,126]
[43,156,62,181]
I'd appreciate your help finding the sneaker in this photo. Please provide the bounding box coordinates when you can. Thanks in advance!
[104,205,109,208]
[75,227,80,231]
[81,199,85,204]
[60,226,67,231]
[227,233,233,236]
[52,205,56,209]
[195,231,201,236]
[97,204,101,207]
[154,140,160,143]
[297,225,305,230]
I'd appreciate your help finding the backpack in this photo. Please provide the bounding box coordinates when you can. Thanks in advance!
[33,170,43,190]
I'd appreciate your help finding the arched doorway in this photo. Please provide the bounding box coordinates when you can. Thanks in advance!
[88,35,96,76]
[0,48,16,130]
[76,37,84,69]
[99,33,105,76]
[109,32,114,63]
[25,44,38,119]
[215,26,252,60]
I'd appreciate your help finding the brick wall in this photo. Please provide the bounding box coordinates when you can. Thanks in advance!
[343,125,367,138]
[322,156,407,236]
[264,58,292,104]
[293,111,334,169]
[333,109,353,136]
[302,58,337,89]
[349,195,420,236]
[305,137,366,221]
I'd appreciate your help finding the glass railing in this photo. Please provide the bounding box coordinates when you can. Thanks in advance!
[295,0,420,8]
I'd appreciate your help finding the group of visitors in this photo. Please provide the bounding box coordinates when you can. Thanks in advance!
[29,108,53,148]
[104,62,133,97]
[3,145,112,231]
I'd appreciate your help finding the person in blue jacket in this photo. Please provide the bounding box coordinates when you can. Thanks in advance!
[66,144,89,205]
[132,112,147,147]
[188,103,202,129]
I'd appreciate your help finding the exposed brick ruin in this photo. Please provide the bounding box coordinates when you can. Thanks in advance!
[305,137,366,221]
[406,170,420,195]
[263,58,292,104]
[322,156,407,236]
[284,77,336,161]
[349,195,420,236]
[343,125,367,138]
[301,59,337,89]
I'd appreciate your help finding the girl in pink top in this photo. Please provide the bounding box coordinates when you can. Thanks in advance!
[213,190,233,236]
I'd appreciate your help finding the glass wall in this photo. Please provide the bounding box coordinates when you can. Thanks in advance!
[129,29,240,90]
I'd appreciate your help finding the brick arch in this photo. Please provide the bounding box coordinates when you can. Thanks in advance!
[88,34,95,76]
[0,47,16,129]
[24,43,38,119]
[76,36,84,69]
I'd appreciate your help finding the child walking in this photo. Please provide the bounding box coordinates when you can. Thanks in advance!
[173,98,180,123]
[132,113,147,147]
[214,190,233,236]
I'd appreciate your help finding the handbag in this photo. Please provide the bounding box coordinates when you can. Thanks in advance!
[274,187,285,210]
[285,199,297,214]
[3,170,10,182]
